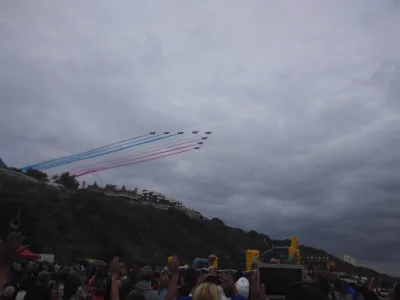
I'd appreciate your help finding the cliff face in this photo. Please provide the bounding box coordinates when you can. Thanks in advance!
[0,157,8,169]
[0,176,390,279]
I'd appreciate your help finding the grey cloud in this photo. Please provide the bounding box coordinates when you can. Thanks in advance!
[2,0,400,275]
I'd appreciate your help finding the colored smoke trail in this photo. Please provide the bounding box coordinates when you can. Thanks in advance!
[75,148,194,177]
[21,133,151,171]
[67,137,200,174]
[71,144,196,175]
[35,134,163,170]
[39,134,178,170]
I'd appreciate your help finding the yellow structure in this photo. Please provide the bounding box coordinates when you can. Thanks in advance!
[213,256,218,269]
[246,250,260,271]
[289,236,301,264]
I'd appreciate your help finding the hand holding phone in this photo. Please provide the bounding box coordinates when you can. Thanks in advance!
[205,275,222,285]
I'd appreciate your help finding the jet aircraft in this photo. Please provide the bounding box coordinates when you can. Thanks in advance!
[192,131,199,134]
[194,147,200,150]
[202,137,208,140]
[205,132,212,134]
[163,132,170,134]
[150,132,156,135]
[198,142,204,145]
[178,132,184,135]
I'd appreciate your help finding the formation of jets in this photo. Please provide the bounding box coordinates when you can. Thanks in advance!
[150,131,212,135]
[148,131,211,150]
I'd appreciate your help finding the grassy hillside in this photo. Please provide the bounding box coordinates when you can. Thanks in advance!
[0,175,390,279]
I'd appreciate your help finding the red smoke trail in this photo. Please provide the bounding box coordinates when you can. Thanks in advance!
[68,137,200,174]
[75,148,193,177]
[71,143,196,175]
[72,144,195,175]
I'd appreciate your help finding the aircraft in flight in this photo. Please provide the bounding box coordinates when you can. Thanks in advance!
[205,132,212,135]
[194,147,200,150]
[198,142,204,145]
[192,131,199,134]
[178,132,184,135]
[163,132,170,134]
[150,132,156,135]
[202,137,208,140]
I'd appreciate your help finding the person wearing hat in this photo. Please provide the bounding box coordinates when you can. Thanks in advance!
[127,266,159,300]
[235,277,250,299]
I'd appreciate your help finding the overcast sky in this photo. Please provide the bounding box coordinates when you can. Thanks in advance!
[1,0,400,275]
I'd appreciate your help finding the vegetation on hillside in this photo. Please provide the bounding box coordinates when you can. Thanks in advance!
[51,172,80,190]
[0,175,391,280]
[6,166,80,191]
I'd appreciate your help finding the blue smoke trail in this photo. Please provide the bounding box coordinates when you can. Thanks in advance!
[21,133,155,171]
[35,134,162,170]
[21,133,151,171]
[36,134,164,170]
[66,136,200,174]
[39,134,178,170]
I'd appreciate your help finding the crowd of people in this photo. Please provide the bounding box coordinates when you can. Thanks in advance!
[0,232,399,300]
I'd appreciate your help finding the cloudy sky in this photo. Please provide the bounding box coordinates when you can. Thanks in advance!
[1,0,400,275]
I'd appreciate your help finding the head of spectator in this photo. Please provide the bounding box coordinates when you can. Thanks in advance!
[332,278,347,295]
[37,271,50,286]
[18,275,33,292]
[180,267,199,297]
[3,286,15,300]
[193,282,220,300]
[236,277,250,299]
[311,275,332,296]
[159,275,170,291]
[126,291,146,300]
[64,271,82,299]
[138,266,153,282]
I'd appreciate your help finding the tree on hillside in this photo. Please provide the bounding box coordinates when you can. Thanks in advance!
[9,167,24,173]
[24,168,49,182]
[211,218,225,226]
[53,172,79,190]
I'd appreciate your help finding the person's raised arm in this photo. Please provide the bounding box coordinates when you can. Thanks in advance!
[251,269,267,300]
[110,256,121,300]
[164,256,179,300]
[220,273,241,297]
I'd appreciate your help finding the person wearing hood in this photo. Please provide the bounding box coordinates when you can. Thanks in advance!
[128,266,159,300]
[235,277,250,299]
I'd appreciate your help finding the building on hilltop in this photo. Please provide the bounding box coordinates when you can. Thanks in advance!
[343,255,356,266]
[168,199,183,207]
[83,181,203,219]
[87,181,138,200]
